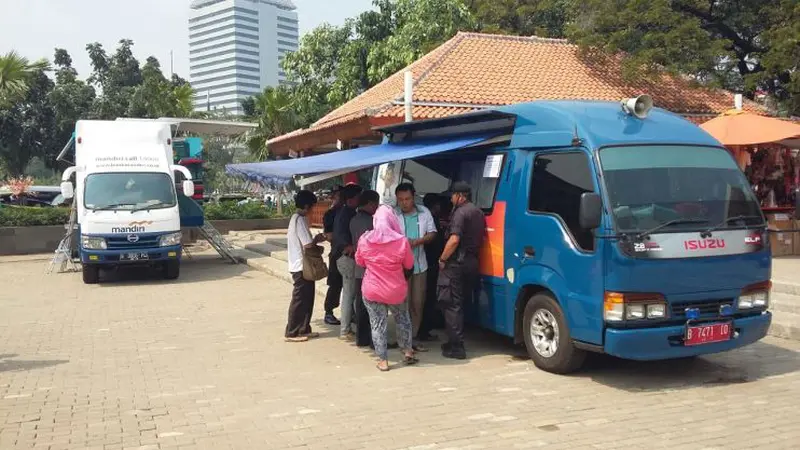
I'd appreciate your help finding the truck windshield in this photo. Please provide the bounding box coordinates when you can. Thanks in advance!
[84,172,176,211]
[599,145,764,234]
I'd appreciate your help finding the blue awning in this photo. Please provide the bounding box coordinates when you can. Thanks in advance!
[226,134,494,185]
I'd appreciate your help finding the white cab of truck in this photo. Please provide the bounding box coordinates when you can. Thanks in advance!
[60,120,194,284]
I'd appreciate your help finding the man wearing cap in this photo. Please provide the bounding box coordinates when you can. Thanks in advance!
[438,181,486,360]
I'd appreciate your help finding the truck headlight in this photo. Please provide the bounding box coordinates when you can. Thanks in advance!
[159,232,182,247]
[604,292,667,322]
[81,235,107,250]
[738,281,771,310]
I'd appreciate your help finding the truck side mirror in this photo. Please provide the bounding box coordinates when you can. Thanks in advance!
[182,180,195,197]
[579,192,603,229]
[60,181,74,200]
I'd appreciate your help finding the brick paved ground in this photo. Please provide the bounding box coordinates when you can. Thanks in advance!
[1,255,799,450]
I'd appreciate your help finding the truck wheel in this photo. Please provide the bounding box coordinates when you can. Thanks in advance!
[82,265,100,284]
[523,293,586,374]
[163,261,180,280]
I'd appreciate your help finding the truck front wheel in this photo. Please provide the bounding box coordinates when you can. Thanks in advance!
[522,293,586,374]
[82,265,100,284]
[163,260,180,280]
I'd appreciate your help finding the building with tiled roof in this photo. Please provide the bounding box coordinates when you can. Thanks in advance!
[267,32,765,157]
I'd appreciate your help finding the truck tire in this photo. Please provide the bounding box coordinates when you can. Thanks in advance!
[523,293,586,374]
[163,260,180,280]
[82,265,99,284]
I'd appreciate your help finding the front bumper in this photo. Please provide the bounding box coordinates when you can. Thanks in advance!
[604,312,772,361]
[81,244,182,265]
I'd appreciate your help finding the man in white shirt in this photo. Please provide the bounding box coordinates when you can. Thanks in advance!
[394,183,438,350]
[285,190,325,342]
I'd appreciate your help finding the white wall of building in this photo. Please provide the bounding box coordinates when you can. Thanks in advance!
[189,0,299,115]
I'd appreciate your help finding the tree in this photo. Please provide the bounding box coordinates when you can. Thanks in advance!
[0,69,57,176]
[0,51,50,107]
[464,0,575,38]
[282,0,476,125]
[86,39,144,119]
[244,86,301,160]
[367,0,476,82]
[49,49,95,166]
[570,0,800,115]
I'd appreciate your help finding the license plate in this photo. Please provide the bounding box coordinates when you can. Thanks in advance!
[120,252,149,261]
[685,322,732,346]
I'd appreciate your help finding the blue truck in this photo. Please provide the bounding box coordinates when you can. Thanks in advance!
[229,97,796,373]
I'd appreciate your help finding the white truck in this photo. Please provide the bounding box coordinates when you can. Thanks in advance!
[60,120,194,284]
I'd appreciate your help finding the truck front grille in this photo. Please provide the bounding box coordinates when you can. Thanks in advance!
[106,235,160,250]
[670,299,733,319]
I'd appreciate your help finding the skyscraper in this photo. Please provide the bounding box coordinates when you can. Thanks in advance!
[189,0,299,115]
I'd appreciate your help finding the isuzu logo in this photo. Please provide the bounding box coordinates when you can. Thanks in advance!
[684,239,726,250]
[127,234,140,243]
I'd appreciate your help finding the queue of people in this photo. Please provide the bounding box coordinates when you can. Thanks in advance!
[283,181,485,371]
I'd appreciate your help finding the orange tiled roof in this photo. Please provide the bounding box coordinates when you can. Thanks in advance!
[268,32,766,154]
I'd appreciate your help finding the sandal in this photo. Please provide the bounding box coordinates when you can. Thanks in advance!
[285,336,309,343]
[403,353,419,365]
[376,361,390,372]
[302,332,320,339]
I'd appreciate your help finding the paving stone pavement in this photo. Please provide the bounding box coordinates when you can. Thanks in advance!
[1,255,799,450]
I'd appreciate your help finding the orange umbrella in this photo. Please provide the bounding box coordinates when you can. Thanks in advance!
[700,109,800,146]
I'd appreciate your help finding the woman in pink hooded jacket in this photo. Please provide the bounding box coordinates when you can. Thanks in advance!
[355,205,418,371]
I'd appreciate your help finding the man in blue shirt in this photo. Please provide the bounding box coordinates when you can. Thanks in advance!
[394,183,438,351]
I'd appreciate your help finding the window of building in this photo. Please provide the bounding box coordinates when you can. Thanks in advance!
[528,152,595,251]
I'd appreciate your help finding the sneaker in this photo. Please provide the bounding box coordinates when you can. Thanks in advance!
[324,314,341,326]
[339,333,355,342]
[442,347,466,360]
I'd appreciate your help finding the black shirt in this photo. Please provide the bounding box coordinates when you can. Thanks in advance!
[323,203,342,234]
[350,210,374,278]
[448,201,485,260]
[332,205,357,258]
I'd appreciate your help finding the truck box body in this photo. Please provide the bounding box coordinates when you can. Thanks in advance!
[71,120,187,282]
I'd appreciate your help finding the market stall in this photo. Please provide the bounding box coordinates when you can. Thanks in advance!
[701,110,800,256]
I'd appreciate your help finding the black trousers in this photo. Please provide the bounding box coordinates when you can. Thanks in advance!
[285,272,315,337]
[437,259,478,348]
[324,253,342,314]
[419,264,444,336]
[354,277,373,347]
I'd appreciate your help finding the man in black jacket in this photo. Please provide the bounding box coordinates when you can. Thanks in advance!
[322,186,343,325]
[350,190,380,347]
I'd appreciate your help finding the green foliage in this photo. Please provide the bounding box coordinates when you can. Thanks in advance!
[203,201,290,220]
[0,51,50,107]
[569,0,800,115]
[281,0,476,126]
[464,0,575,38]
[243,86,301,159]
[0,70,58,177]
[0,206,70,227]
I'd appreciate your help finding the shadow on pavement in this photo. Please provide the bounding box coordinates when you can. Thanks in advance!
[0,355,68,373]
[96,255,252,287]
[575,340,800,391]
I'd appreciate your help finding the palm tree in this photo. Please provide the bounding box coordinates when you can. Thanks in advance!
[0,51,50,107]
[173,83,196,118]
[245,87,300,160]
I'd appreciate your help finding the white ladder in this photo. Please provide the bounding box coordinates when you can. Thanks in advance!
[47,203,79,274]
[198,222,239,263]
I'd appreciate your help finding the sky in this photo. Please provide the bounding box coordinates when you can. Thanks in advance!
[0,0,374,80]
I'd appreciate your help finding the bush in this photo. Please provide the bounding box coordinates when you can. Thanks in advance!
[203,201,291,220]
[0,206,71,227]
